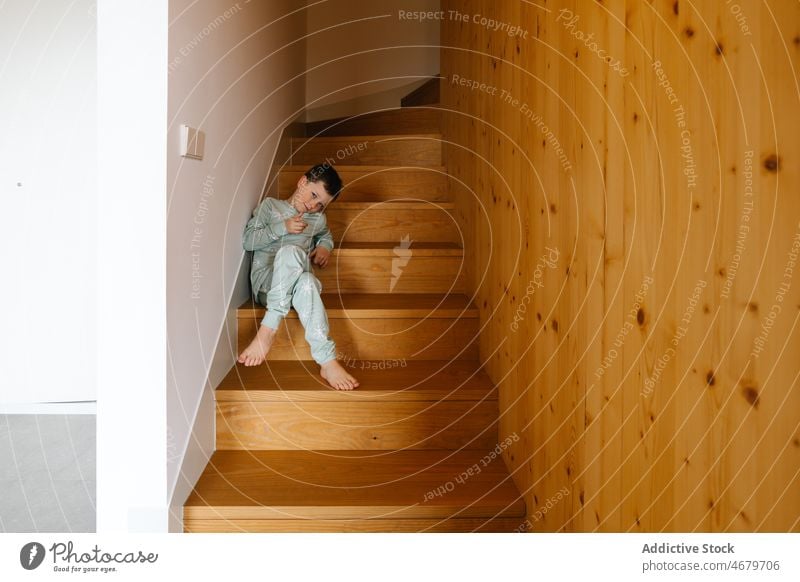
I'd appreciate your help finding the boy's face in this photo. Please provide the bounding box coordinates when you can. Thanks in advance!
[291,176,334,214]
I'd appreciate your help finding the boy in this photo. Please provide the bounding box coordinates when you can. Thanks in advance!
[237,163,359,391]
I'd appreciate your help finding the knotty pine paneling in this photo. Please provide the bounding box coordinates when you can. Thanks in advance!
[441,0,799,532]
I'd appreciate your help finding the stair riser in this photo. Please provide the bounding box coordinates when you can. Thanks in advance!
[401,78,441,107]
[279,168,448,201]
[316,255,465,294]
[237,317,479,360]
[306,108,441,137]
[216,401,497,450]
[215,360,498,402]
[326,207,460,244]
[290,137,441,166]
[184,517,525,533]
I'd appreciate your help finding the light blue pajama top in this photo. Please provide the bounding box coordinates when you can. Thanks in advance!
[242,197,334,296]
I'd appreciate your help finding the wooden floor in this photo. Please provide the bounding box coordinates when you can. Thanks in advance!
[184,105,525,532]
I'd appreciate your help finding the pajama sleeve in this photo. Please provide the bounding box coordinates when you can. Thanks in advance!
[242,197,288,251]
[312,214,334,252]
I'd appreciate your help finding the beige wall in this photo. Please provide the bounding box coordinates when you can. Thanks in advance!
[166,0,307,524]
[305,0,440,121]
[442,0,799,532]
[165,0,439,528]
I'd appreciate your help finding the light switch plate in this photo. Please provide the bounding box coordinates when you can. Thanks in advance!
[180,124,204,160]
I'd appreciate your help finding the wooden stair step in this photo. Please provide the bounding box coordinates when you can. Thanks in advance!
[237,318,478,361]
[183,517,522,533]
[316,242,465,294]
[279,165,448,201]
[289,134,442,166]
[237,293,479,360]
[184,449,525,530]
[237,292,478,319]
[216,360,496,401]
[324,201,460,244]
[325,241,463,254]
[215,360,499,451]
[329,201,455,210]
[216,400,498,450]
[293,133,441,142]
[305,107,441,137]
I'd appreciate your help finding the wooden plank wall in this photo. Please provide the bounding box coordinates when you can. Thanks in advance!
[440,0,799,532]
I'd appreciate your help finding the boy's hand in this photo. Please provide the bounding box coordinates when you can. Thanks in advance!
[309,246,331,268]
[284,211,307,234]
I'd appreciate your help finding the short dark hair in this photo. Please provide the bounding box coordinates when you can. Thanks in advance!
[305,163,343,202]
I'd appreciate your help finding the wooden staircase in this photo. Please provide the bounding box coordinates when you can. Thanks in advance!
[184,106,526,532]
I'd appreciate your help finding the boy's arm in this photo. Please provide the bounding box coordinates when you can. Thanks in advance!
[312,215,334,252]
[242,197,288,251]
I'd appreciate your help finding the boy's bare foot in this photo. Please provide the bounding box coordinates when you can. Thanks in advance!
[237,324,277,366]
[320,360,360,390]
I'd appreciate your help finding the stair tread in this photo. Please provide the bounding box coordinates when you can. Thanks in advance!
[184,517,520,533]
[237,293,478,318]
[217,360,496,401]
[281,165,446,172]
[184,449,525,519]
[327,241,462,255]
[315,200,455,210]
[291,133,442,142]
[305,108,441,137]
[333,241,460,248]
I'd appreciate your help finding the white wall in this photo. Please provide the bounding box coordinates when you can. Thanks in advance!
[305,0,440,121]
[97,1,168,532]
[165,0,307,527]
[0,0,96,407]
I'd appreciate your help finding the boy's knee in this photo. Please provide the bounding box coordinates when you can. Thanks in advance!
[275,244,305,264]
[295,272,322,294]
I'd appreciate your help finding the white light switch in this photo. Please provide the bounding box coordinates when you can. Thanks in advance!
[180,124,204,160]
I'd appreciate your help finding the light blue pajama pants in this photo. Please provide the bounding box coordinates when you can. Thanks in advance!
[255,244,336,365]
